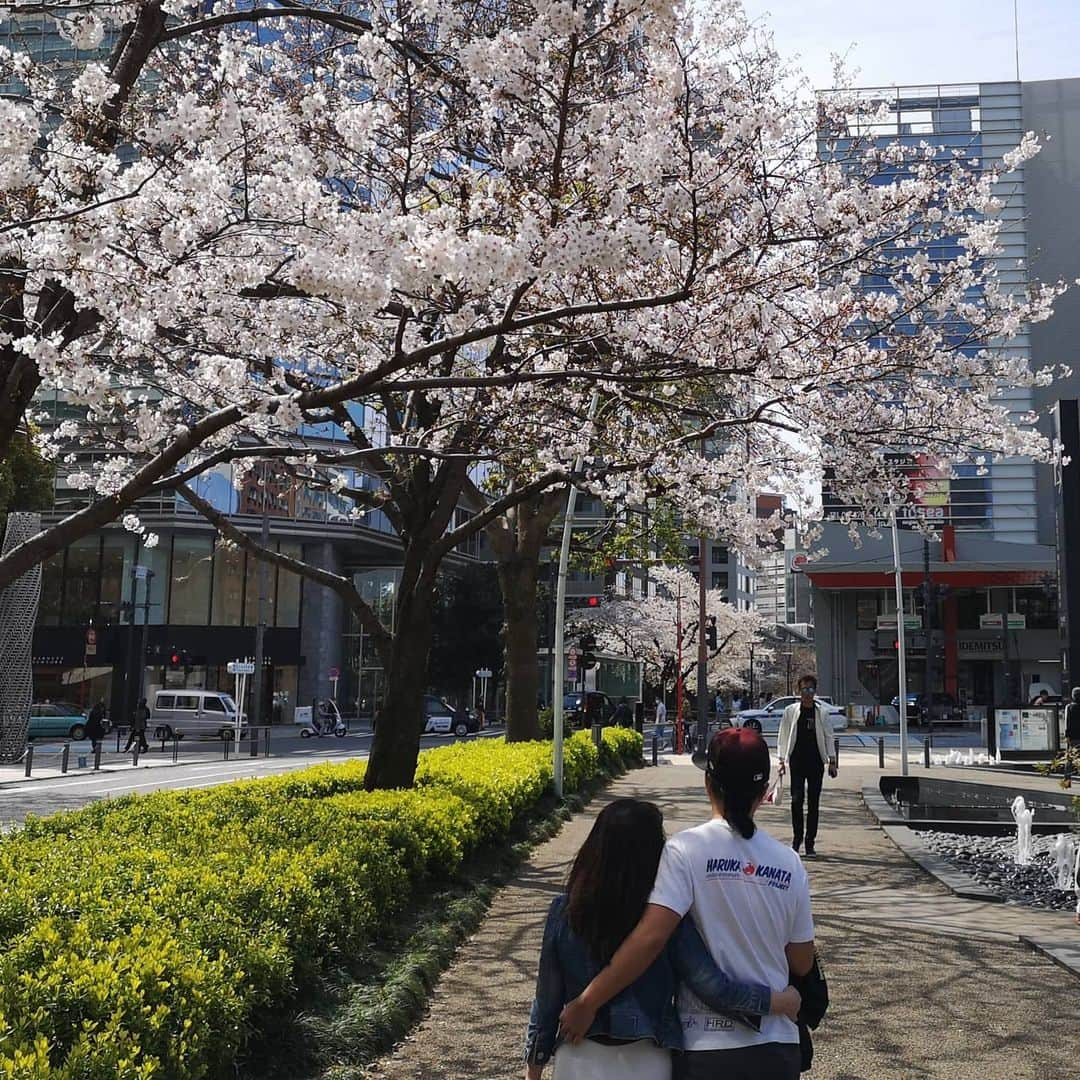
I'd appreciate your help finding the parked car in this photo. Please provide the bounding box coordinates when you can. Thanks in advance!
[562,691,615,729]
[735,696,846,735]
[28,703,90,741]
[890,692,964,725]
[150,689,247,740]
[422,695,477,737]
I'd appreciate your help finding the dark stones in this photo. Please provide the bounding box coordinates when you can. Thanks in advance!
[922,831,1078,911]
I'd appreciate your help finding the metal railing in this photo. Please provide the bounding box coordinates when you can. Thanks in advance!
[20,725,278,777]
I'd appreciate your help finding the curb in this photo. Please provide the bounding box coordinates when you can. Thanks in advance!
[862,785,1080,982]
[862,785,1002,902]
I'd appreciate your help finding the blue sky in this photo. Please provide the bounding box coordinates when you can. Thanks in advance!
[739,0,1080,89]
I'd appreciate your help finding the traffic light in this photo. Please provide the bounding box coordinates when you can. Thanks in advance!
[580,633,597,671]
[706,615,717,651]
[168,646,182,668]
[586,596,601,608]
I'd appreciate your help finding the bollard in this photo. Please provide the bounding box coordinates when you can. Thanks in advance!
[93,742,102,770]
[591,723,603,749]
[924,739,931,769]
[264,726,271,757]
[172,737,179,763]
[878,737,885,769]
[223,736,231,762]
[24,743,33,777]
[132,743,140,767]
[250,726,259,757]
[833,737,840,767]
[115,728,122,753]
[652,733,658,767]
[60,743,70,774]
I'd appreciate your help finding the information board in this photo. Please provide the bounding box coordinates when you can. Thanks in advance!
[996,710,1020,752]
[1019,710,1052,751]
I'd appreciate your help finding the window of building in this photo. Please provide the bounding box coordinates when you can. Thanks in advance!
[276,543,302,627]
[38,549,63,627]
[711,545,728,565]
[169,536,213,624]
[211,541,244,625]
[711,572,726,590]
[1012,587,1057,630]
[99,535,128,621]
[64,537,100,624]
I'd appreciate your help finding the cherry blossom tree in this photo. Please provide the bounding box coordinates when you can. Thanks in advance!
[0,0,1069,786]
[575,565,765,695]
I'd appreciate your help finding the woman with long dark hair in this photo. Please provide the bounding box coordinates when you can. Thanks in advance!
[557,730,815,1080]
[524,797,801,1079]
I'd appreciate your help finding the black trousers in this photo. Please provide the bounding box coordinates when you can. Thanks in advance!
[124,730,149,752]
[789,757,824,847]
[675,1043,801,1080]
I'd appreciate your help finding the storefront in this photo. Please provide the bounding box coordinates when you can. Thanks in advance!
[808,524,1060,712]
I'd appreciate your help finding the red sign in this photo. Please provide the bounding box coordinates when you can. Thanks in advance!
[790,553,808,574]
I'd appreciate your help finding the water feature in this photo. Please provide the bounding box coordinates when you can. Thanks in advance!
[881,777,1080,912]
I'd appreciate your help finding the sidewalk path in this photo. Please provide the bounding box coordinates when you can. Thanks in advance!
[365,756,1080,1080]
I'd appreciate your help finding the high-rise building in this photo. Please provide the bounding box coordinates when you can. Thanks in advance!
[807,79,1080,712]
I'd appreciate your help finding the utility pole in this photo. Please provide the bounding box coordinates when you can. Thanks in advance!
[676,583,684,752]
[697,536,708,753]
[137,569,153,704]
[890,508,910,776]
[252,514,270,728]
[922,535,933,716]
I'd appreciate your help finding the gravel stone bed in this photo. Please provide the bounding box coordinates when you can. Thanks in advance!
[922,829,1080,911]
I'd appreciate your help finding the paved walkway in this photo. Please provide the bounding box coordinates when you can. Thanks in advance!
[364,754,1080,1080]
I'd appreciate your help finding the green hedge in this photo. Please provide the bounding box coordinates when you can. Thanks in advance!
[0,732,641,1078]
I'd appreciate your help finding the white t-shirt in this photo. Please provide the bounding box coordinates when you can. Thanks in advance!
[649,816,813,1051]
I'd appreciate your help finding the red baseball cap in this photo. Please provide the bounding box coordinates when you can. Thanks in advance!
[705,727,770,790]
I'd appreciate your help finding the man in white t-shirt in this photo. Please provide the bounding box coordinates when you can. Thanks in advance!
[556,728,812,1079]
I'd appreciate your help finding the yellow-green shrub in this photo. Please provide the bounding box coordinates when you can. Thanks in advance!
[0,735,638,1077]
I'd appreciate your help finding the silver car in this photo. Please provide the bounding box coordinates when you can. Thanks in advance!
[150,689,247,740]
[735,696,846,735]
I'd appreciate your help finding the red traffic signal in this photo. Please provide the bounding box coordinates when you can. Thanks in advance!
[586,596,601,607]
[169,650,181,666]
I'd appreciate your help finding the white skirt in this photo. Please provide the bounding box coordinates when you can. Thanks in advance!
[552,1039,672,1080]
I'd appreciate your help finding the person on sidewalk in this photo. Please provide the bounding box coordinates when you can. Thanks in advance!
[654,698,667,749]
[524,797,800,1080]
[557,729,815,1080]
[125,698,150,753]
[85,700,107,753]
[777,675,837,858]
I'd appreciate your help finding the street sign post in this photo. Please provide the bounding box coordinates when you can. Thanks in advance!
[329,666,340,702]
[227,660,254,743]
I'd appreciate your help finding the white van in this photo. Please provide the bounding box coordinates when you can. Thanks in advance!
[150,689,247,740]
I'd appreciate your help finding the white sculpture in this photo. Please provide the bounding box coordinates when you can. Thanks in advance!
[964,749,976,766]
[1052,834,1076,891]
[1011,796,1035,866]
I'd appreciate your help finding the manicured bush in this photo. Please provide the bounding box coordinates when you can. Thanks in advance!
[0,735,640,1077]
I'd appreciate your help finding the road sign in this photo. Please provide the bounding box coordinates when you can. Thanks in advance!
[227,660,256,675]
[566,654,578,680]
[133,564,152,580]
[328,666,340,679]
[84,627,97,657]
[790,552,808,573]
[475,667,493,678]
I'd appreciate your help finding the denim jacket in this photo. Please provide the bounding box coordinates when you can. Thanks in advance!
[524,894,772,1066]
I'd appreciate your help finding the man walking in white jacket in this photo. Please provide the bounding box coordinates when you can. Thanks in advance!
[777,674,837,858]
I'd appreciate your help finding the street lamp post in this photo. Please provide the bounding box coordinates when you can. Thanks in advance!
[553,391,600,796]
[890,508,910,776]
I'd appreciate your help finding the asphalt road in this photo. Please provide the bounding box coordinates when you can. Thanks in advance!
[0,728,503,825]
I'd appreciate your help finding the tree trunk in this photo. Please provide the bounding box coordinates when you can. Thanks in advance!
[499,555,542,742]
[364,578,436,790]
